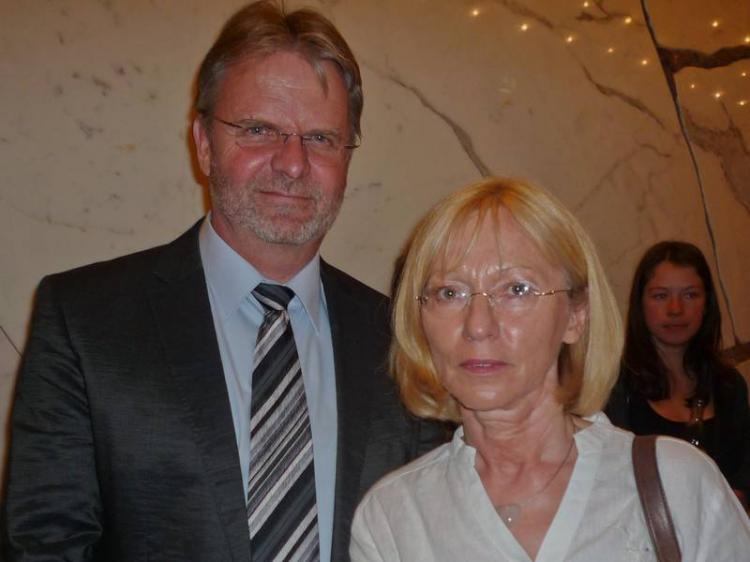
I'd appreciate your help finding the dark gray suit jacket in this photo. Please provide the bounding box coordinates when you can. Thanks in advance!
[3,221,442,561]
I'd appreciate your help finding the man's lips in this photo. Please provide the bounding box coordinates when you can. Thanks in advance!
[459,359,508,374]
[257,190,312,201]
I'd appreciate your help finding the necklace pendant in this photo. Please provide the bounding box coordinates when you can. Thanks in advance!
[495,503,521,527]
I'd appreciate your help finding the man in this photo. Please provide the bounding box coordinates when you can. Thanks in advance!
[3,2,441,560]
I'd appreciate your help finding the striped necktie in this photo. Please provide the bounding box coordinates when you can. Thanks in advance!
[247,283,319,561]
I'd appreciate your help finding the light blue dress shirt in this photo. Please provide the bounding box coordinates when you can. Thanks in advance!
[199,216,337,561]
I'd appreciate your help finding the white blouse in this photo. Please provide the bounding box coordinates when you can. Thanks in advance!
[350,413,750,561]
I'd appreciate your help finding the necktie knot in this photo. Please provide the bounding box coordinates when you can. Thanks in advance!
[252,283,295,312]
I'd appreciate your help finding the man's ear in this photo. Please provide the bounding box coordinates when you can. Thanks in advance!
[192,116,212,177]
[563,298,588,345]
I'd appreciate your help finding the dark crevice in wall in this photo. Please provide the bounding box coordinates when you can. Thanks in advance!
[575,0,629,24]
[640,0,743,351]
[493,0,555,31]
[682,106,750,215]
[363,59,492,178]
[387,75,492,177]
[658,45,750,74]
[579,65,666,130]
[0,326,21,358]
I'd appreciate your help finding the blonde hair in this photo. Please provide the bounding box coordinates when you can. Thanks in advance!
[391,178,623,421]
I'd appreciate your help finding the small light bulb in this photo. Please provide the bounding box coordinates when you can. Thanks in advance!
[739,100,747,106]
[711,20,720,28]
[742,72,748,78]
[582,1,590,7]
[471,8,480,17]
[714,91,723,99]
[745,35,750,44]
[607,47,615,54]
[624,16,633,24]
[640,58,649,66]
[520,23,529,31]
[689,83,696,89]
[565,35,575,43]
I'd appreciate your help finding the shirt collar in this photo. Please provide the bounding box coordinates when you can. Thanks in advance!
[198,214,324,331]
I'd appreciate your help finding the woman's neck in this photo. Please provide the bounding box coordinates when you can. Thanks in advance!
[653,340,692,396]
[462,399,573,468]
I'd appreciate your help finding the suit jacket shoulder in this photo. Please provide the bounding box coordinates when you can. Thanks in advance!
[5,220,250,561]
[43,220,203,301]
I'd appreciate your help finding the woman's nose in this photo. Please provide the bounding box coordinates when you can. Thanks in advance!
[462,293,499,341]
[667,295,684,314]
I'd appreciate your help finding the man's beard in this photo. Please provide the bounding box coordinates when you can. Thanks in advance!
[209,166,344,246]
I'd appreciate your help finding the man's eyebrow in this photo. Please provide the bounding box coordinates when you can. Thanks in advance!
[233,117,273,126]
[305,127,342,137]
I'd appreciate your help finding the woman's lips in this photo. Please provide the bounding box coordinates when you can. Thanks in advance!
[459,359,508,374]
[662,323,689,330]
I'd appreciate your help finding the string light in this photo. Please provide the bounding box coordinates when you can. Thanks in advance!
[470,8,480,17]
[497,5,744,104]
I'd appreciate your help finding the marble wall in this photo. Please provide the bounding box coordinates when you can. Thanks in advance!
[1,0,748,491]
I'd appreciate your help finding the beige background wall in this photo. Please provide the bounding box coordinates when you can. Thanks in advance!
[1,0,749,491]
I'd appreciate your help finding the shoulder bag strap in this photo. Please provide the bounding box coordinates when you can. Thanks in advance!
[632,435,682,562]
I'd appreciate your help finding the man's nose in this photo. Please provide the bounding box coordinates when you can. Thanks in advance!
[271,134,310,179]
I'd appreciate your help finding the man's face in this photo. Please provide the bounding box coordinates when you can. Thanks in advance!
[193,51,352,249]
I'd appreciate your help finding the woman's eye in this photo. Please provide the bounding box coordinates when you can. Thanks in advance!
[651,292,667,301]
[434,286,465,302]
[507,283,532,297]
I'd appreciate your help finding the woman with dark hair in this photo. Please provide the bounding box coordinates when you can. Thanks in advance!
[606,240,750,507]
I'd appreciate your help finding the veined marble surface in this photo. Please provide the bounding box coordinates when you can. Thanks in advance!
[1,0,748,489]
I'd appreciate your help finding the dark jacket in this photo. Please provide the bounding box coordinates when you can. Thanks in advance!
[3,221,444,561]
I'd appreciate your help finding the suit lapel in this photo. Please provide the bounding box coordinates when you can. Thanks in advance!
[148,222,250,561]
[321,262,377,558]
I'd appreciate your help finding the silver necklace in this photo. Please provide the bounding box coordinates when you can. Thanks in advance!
[494,437,576,528]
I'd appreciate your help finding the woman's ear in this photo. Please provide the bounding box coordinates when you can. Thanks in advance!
[563,298,588,345]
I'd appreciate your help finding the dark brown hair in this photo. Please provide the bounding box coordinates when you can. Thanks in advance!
[195,1,363,142]
[622,240,730,402]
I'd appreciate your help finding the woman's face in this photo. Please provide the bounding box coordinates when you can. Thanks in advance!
[642,261,706,352]
[419,210,587,416]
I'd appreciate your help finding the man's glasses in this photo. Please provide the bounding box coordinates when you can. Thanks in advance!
[209,115,359,163]
[417,282,575,317]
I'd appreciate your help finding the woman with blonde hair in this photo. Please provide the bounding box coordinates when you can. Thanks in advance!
[350,178,750,561]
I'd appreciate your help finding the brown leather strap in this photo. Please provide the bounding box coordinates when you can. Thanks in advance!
[632,435,682,562]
